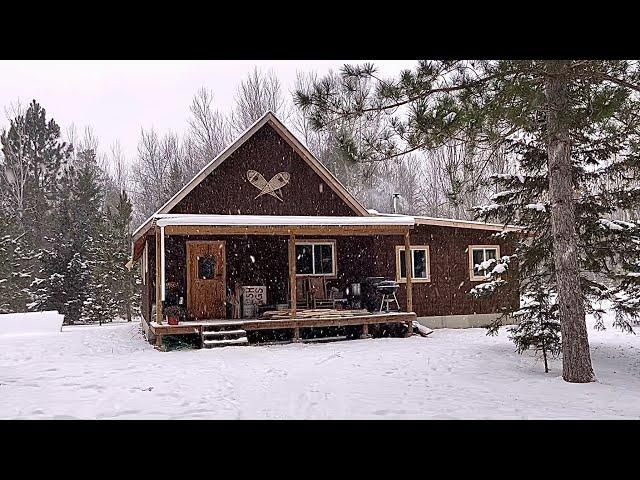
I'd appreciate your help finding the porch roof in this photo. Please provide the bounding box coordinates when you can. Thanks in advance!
[129,214,415,264]
[154,213,415,227]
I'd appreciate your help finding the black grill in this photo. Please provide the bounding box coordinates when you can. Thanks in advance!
[376,281,400,295]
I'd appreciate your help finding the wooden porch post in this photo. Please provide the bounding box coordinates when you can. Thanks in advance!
[404,230,414,335]
[155,226,163,326]
[289,233,297,319]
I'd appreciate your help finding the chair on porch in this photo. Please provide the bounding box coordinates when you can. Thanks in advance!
[308,276,334,309]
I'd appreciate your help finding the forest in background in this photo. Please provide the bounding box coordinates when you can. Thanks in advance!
[5,64,498,323]
[2,61,640,384]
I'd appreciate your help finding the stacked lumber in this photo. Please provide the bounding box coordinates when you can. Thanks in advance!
[261,308,369,320]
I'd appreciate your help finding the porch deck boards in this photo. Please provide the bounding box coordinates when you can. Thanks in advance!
[148,311,416,336]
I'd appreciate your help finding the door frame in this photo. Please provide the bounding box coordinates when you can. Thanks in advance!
[186,240,227,319]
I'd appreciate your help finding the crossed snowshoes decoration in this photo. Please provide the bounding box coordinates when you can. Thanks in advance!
[247,170,290,202]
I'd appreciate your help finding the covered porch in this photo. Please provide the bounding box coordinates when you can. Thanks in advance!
[134,214,418,348]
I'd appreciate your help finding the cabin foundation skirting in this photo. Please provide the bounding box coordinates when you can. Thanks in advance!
[416,313,517,329]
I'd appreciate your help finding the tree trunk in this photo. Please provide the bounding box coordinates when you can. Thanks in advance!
[545,60,595,383]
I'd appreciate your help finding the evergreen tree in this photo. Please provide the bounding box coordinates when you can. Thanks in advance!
[33,147,106,323]
[0,100,72,249]
[0,208,14,313]
[0,100,71,312]
[296,60,640,382]
[105,191,140,322]
[508,281,561,373]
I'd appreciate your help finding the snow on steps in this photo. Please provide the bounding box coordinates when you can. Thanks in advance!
[202,329,246,337]
[201,324,249,348]
[203,336,249,347]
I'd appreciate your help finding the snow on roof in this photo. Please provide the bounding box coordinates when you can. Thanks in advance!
[370,212,522,232]
[154,214,415,227]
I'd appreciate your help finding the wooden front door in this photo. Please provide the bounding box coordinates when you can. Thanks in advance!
[187,241,226,319]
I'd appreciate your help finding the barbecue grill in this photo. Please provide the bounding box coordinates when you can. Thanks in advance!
[376,280,400,312]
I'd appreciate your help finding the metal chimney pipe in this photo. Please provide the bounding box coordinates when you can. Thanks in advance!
[392,193,401,213]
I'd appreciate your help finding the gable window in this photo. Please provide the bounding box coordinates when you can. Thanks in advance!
[296,241,336,277]
[396,246,430,283]
[469,245,500,281]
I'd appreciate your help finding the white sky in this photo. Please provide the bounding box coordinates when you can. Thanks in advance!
[0,60,415,163]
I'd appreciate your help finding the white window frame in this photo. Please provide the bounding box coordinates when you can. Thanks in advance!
[295,240,337,278]
[468,244,501,281]
[395,245,431,283]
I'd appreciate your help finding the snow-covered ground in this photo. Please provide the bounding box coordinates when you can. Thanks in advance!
[1,313,639,419]
[0,311,64,336]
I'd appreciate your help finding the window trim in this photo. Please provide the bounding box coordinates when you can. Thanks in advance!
[395,245,431,283]
[295,239,337,278]
[468,244,501,281]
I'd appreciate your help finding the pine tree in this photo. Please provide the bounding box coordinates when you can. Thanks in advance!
[0,100,72,313]
[0,100,72,250]
[296,60,640,382]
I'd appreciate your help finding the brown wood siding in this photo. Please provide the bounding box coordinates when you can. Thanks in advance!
[148,227,518,320]
[162,234,375,317]
[372,225,519,317]
[169,124,358,217]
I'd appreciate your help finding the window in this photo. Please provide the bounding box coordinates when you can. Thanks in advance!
[396,246,430,283]
[295,241,336,276]
[469,245,500,281]
[198,255,217,280]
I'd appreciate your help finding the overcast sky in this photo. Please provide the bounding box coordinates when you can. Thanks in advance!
[0,60,415,163]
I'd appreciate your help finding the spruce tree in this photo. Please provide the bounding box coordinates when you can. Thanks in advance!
[106,191,140,322]
[508,281,561,373]
[33,147,107,323]
[296,60,640,382]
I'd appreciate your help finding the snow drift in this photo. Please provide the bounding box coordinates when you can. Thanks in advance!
[0,311,64,336]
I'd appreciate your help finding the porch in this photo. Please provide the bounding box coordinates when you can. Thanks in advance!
[136,214,418,348]
[145,310,417,349]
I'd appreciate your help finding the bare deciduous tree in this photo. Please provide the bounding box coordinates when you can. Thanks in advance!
[188,87,231,169]
[230,67,290,133]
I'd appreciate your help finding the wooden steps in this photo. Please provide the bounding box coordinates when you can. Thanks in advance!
[203,336,249,347]
[202,329,246,337]
[200,324,249,348]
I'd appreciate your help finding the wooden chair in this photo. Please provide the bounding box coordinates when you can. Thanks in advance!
[308,276,334,309]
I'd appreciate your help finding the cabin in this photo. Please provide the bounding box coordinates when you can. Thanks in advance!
[130,112,520,349]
